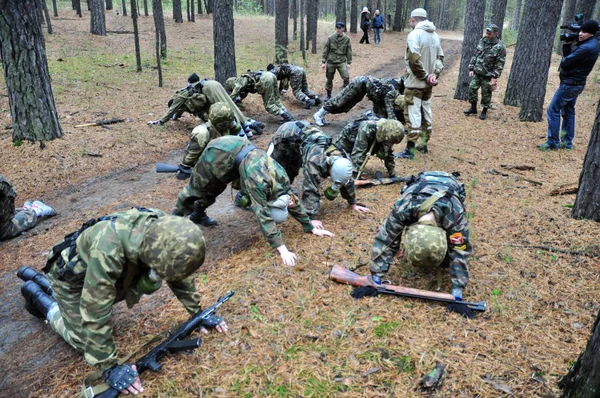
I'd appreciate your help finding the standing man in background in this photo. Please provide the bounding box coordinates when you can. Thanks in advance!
[322,21,353,101]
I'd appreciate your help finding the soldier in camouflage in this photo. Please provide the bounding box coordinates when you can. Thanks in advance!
[332,116,404,179]
[0,175,56,241]
[267,63,322,109]
[313,76,403,127]
[464,24,506,120]
[367,171,472,300]
[269,122,370,225]
[224,70,294,122]
[18,208,228,395]
[322,21,353,100]
[175,135,334,266]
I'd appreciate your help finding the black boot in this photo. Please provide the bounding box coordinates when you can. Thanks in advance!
[479,108,488,120]
[464,102,477,116]
[395,141,415,159]
[313,96,322,106]
[188,202,218,227]
[280,110,294,122]
[303,98,315,109]
[21,280,57,319]
[17,266,53,296]
[326,90,332,101]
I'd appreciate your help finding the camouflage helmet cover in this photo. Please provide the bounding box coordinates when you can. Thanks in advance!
[224,77,236,93]
[139,216,206,281]
[404,224,447,268]
[375,118,405,145]
[208,102,235,130]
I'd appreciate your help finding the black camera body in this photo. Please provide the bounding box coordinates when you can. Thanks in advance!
[560,13,584,42]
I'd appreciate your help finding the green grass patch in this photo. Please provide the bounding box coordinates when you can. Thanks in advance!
[372,321,400,338]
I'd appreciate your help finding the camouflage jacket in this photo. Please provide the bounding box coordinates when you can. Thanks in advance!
[0,175,17,229]
[45,208,201,369]
[160,81,208,123]
[333,118,396,178]
[365,77,399,120]
[182,121,237,167]
[301,130,357,219]
[322,33,353,65]
[469,37,506,78]
[269,64,304,90]
[370,185,471,289]
[229,72,262,99]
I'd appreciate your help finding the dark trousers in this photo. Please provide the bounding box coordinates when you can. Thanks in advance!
[359,28,370,44]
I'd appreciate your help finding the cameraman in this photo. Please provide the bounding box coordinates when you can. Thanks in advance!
[538,20,599,150]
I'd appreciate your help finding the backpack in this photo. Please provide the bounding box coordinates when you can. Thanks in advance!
[402,171,466,204]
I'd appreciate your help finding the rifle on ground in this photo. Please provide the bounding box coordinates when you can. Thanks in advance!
[354,172,413,188]
[75,118,126,128]
[329,264,486,317]
[155,162,192,177]
[96,290,234,398]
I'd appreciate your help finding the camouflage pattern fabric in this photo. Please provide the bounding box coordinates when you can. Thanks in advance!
[370,181,471,290]
[269,121,309,183]
[159,81,208,124]
[271,64,319,103]
[181,121,238,168]
[0,175,37,241]
[324,76,397,120]
[229,72,286,116]
[44,208,203,370]
[468,74,494,108]
[323,76,369,113]
[367,80,400,120]
[322,33,353,65]
[403,87,433,149]
[201,80,249,126]
[404,224,448,268]
[468,36,506,79]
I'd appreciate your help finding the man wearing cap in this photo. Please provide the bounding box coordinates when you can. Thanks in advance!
[538,20,599,151]
[395,8,444,160]
[464,24,506,120]
[322,21,353,101]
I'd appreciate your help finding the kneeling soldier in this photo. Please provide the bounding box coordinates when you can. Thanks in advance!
[267,63,322,109]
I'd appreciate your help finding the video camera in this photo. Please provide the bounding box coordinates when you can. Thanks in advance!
[560,13,584,42]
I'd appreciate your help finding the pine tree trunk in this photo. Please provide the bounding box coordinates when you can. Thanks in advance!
[292,0,297,40]
[121,0,127,16]
[275,0,289,62]
[213,0,236,84]
[576,0,596,21]
[454,0,486,100]
[557,0,577,55]
[490,0,507,37]
[0,0,63,144]
[106,0,113,10]
[52,0,59,16]
[393,0,404,31]
[335,0,346,29]
[300,0,306,61]
[423,0,432,14]
[350,0,358,33]
[75,0,82,17]
[90,0,106,36]
[512,0,522,29]
[152,0,167,58]
[309,0,319,53]
[130,0,141,72]
[190,0,195,22]
[143,0,148,16]
[42,0,53,34]
[559,309,600,395]
[174,0,183,22]
[507,0,562,120]
[571,103,600,221]
[206,0,213,13]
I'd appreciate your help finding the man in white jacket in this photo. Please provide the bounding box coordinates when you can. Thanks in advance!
[396,8,444,159]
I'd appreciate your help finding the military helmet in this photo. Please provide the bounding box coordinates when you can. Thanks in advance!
[394,94,405,111]
[224,77,236,93]
[329,157,353,185]
[404,224,447,268]
[268,194,291,224]
[375,119,405,145]
[139,216,206,281]
[208,102,235,131]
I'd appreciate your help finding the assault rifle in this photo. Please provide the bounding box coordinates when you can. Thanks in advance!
[354,172,413,188]
[155,162,192,178]
[96,290,234,398]
[329,264,486,317]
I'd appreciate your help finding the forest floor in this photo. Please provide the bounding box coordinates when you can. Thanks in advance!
[1,9,600,398]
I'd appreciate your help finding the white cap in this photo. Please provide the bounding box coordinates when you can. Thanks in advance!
[410,8,427,18]
[362,6,369,13]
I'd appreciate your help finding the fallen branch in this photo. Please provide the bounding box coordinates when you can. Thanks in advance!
[84,152,102,157]
[504,244,600,258]
[500,164,535,171]
[550,183,578,196]
[451,156,476,165]
[75,118,126,128]
[107,30,134,34]
[485,168,543,186]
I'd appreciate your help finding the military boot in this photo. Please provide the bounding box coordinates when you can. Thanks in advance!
[313,107,328,127]
[280,110,294,122]
[313,96,322,106]
[326,90,332,101]
[464,102,477,116]
[21,280,57,319]
[394,141,415,159]
[304,98,315,109]
[479,108,488,120]
[188,202,218,227]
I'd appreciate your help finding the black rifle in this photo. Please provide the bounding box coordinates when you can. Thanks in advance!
[155,162,192,177]
[97,290,234,397]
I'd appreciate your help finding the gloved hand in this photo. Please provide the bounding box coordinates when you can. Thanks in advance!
[103,364,143,395]
[176,165,192,180]
[147,120,163,126]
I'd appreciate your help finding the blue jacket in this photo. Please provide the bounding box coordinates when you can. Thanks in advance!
[560,37,600,86]
[372,15,384,29]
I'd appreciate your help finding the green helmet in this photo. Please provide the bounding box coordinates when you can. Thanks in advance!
[376,118,404,145]
[404,224,447,268]
[139,216,206,281]
[224,77,236,93]
[208,102,235,131]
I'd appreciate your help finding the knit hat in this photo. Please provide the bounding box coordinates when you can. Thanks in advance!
[362,6,369,13]
[580,20,599,35]
[410,8,427,18]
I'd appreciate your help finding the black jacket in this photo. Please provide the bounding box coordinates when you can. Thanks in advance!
[361,13,371,30]
[560,37,600,86]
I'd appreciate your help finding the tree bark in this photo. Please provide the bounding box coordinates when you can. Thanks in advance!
[42,0,53,34]
[454,0,486,100]
[206,0,214,13]
[292,0,298,40]
[143,0,148,16]
[559,309,600,396]
[300,0,306,61]
[350,0,358,33]
[512,0,522,29]
[213,0,236,84]
[0,0,63,144]
[130,0,141,72]
[275,0,290,62]
[152,0,167,58]
[306,0,319,53]
[52,0,59,16]
[335,0,346,29]
[491,0,507,37]
[506,0,562,121]
[393,0,404,31]
[571,102,600,221]
[174,0,183,22]
[190,0,195,22]
[576,0,597,21]
[90,0,107,35]
[74,0,82,17]
[198,0,203,14]
[106,0,113,10]
[557,0,577,55]
[121,0,127,16]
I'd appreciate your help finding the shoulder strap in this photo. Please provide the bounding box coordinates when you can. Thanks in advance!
[233,144,257,170]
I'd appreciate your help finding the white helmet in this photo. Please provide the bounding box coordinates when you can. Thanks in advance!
[268,194,291,224]
[325,157,353,200]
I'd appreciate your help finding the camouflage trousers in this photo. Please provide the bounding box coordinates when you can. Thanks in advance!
[468,74,493,108]
[256,72,287,116]
[325,63,350,92]
[404,87,433,148]
[323,79,367,114]
[270,145,302,184]
[290,71,318,103]
[176,161,232,215]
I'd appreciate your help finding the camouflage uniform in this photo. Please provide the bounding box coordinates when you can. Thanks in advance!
[332,117,398,178]
[0,175,37,241]
[270,64,319,103]
[370,174,471,290]
[181,121,238,168]
[176,136,314,248]
[468,36,506,108]
[322,32,353,90]
[227,71,288,117]
[270,124,357,219]
[42,208,203,370]
[324,76,398,120]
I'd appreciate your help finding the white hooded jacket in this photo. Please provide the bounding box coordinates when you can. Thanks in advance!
[404,20,444,89]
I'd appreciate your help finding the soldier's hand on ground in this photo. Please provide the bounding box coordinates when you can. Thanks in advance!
[311,228,334,238]
[468,71,474,77]
[310,220,325,230]
[277,245,297,266]
[198,319,229,334]
[352,204,371,213]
